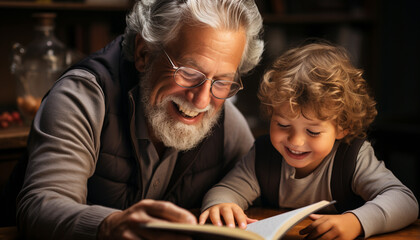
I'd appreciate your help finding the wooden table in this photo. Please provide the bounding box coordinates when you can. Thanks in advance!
[1,208,419,239]
[0,227,20,240]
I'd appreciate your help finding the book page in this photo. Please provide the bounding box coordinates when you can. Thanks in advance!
[245,200,334,239]
[143,200,334,240]
[143,222,264,240]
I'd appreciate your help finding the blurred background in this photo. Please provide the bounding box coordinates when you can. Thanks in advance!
[0,0,419,213]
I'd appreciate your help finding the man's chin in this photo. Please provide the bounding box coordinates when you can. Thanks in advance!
[157,123,209,151]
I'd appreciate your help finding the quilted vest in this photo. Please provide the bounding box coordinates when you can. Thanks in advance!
[69,36,233,209]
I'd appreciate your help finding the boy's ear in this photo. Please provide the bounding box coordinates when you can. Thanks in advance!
[336,128,349,140]
[134,33,149,72]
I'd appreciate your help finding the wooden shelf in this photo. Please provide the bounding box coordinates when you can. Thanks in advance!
[0,1,131,11]
[0,126,30,150]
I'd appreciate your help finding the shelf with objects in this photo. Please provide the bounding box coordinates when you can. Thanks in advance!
[0,0,132,108]
[0,0,133,189]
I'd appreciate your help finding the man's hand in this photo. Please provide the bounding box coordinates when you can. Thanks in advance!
[98,199,197,240]
[199,203,257,229]
[299,212,363,240]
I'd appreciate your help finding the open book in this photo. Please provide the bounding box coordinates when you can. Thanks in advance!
[142,200,335,240]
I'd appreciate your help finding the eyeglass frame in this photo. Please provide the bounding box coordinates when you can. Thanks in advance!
[162,49,243,99]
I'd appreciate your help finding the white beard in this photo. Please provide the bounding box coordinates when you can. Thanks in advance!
[140,72,221,151]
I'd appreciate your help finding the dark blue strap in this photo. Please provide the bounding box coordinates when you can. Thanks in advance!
[255,134,282,208]
[331,138,366,213]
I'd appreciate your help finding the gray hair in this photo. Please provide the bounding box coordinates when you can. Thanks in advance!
[122,0,264,74]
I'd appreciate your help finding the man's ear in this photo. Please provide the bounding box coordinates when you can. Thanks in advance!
[134,33,149,72]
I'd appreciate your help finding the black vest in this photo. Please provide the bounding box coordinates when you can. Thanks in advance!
[254,134,365,213]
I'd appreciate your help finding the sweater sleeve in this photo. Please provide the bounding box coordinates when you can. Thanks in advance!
[201,146,261,212]
[349,141,419,238]
[16,70,119,240]
[223,99,255,163]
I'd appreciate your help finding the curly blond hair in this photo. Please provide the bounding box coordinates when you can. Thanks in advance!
[258,42,377,143]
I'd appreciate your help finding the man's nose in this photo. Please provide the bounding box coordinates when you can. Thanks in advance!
[188,80,212,109]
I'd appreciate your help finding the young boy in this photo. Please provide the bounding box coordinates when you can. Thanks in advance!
[199,42,418,239]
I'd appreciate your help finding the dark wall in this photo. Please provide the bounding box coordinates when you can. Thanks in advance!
[370,0,420,217]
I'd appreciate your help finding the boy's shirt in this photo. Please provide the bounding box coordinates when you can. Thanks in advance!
[201,141,419,238]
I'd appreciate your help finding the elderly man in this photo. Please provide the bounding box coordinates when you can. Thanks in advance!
[15,0,264,239]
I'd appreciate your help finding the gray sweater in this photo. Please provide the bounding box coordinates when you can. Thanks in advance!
[202,141,419,238]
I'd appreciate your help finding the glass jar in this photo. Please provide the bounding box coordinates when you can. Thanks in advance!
[11,13,68,123]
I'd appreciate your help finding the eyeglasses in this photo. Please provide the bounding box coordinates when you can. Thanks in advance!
[162,49,243,99]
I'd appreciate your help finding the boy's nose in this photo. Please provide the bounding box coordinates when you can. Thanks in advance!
[288,132,305,147]
[188,81,212,110]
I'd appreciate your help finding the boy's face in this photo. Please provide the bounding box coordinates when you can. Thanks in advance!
[269,104,346,178]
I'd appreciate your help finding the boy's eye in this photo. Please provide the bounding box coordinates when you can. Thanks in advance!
[277,123,289,128]
[307,129,320,136]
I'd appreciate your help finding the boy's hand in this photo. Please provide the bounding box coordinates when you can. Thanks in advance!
[299,212,362,240]
[199,203,257,229]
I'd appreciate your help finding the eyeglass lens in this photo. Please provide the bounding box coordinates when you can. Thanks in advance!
[174,67,241,99]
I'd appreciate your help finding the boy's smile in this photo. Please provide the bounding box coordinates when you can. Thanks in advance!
[284,146,311,160]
